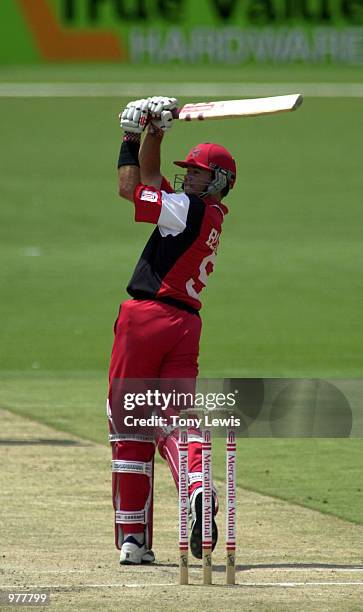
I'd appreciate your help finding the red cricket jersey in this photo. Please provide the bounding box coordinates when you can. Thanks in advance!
[127,177,228,311]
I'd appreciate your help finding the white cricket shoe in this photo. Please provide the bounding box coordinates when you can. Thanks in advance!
[120,535,155,565]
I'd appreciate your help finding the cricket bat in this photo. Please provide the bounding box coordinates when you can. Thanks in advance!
[172,93,303,121]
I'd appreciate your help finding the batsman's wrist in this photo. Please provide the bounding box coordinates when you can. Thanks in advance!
[148,123,164,138]
[117,136,140,168]
[123,131,141,143]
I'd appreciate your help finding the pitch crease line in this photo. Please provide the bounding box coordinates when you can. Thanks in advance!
[1,581,362,589]
[16,567,363,576]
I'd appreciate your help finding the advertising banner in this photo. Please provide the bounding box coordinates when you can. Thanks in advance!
[1,0,363,64]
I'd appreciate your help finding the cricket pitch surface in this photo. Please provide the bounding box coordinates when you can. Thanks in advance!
[0,408,362,611]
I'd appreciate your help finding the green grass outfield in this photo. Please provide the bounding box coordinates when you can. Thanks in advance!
[1,87,362,375]
[0,64,362,526]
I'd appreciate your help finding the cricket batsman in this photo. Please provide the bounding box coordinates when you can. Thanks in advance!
[107,96,237,565]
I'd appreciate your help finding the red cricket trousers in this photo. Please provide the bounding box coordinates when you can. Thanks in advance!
[108,299,204,549]
[109,299,201,380]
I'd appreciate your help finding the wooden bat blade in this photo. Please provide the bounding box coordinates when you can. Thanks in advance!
[176,94,303,121]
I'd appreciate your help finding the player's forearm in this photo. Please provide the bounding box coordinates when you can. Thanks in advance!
[117,135,141,202]
[139,125,163,189]
[118,165,140,202]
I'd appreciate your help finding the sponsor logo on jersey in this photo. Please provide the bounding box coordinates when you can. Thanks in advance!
[141,189,158,202]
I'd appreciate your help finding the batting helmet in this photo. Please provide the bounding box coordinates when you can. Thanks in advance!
[174,143,236,194]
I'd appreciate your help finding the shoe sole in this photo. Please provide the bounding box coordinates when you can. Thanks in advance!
[190,493,218,560]
[120,548,155,565]
[120,558,155,565]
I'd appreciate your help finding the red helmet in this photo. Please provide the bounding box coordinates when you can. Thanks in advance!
[174,143,236,189]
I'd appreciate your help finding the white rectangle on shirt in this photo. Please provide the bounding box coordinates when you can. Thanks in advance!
[158,191,190,237]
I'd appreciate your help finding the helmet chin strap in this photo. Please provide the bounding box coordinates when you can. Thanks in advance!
[174,168,231,197]
[200,168,228,198]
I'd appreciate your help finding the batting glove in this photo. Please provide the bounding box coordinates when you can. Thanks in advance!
[148,96,178,132]
[149,96,178,116]
[119,98,151,133]
[150,110,176,132]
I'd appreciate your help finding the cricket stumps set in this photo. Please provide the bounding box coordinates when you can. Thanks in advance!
[178,427,237,586]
